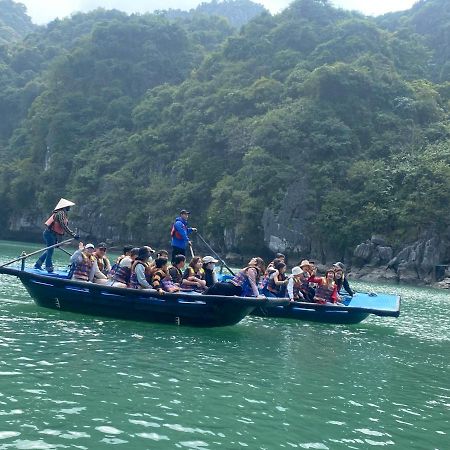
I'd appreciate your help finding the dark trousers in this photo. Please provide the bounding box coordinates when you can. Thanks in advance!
[171,246,186,263]
[35,229,58,269]
[204,282,242,296]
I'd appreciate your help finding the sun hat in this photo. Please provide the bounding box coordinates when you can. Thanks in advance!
[299,259,312,268]
[53,198,75,211]
[202,256,219,264]
[291,266,302,276]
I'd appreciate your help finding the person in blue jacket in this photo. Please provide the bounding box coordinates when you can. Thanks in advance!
[171,209,197,263]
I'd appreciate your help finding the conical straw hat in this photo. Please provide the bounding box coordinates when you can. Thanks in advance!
[53,198,75,211]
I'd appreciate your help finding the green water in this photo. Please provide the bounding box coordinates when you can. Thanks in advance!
[0,240,449,449]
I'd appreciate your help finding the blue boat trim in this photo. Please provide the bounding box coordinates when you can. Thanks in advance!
[0,266,288,327]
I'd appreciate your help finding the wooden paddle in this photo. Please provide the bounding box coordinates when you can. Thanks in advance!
[188,241,195,259]
[0,238,75,268]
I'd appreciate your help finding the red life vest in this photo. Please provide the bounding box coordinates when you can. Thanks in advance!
[44,212,68,236]
[72,252,95,281]
[171,222,183,240]
[314,280,335,304]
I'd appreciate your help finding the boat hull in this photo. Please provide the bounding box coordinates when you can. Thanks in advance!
[251,292,400,325]
[1,268,286,327]
[252,304,370,324]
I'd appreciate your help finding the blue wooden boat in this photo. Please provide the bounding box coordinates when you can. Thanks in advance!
[0,266,287,327]
[216,273,400,324]
[251,292,401,324]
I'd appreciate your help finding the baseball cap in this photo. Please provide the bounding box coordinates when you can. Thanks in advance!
[202,256,218,264]
[85,243,95,249]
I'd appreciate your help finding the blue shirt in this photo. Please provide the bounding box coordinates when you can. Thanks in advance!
[171,216,193,249]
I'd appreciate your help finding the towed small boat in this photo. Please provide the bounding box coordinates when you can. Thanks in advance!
[251,292,401,324]
[0,266,287,327]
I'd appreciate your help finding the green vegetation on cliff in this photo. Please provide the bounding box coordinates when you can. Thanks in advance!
[0,0,35,44]
[0,0,449,257]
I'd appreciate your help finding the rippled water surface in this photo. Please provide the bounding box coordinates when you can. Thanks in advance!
[0,241,449,449]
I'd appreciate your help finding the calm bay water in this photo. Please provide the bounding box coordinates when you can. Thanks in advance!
[0,240,449,449]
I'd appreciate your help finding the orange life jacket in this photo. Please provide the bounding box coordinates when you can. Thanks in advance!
[44,212,67,236]
[72,252,95,281]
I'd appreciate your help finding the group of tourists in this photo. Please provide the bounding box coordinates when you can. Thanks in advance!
[207,254,353,304]
[34,199,353,304]
[67,241,219,294]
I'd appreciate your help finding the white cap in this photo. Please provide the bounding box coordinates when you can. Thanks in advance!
[291,266,302,276]
[54,198,75,211]
[202,256,219,264]
[85,243,95,249]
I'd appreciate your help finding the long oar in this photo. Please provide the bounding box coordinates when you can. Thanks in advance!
[195,232,235,276]
[188,241,195,259]
[0,238,75,268]
[58,246,72,257]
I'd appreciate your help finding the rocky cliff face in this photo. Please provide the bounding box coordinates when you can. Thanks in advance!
[350,233,450,286]
[263,202,450,288]
[6,207,450,289]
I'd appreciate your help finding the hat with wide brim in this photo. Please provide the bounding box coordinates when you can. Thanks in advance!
[299,259,312,269]
[291,266,302,276]
[53,198,75,211]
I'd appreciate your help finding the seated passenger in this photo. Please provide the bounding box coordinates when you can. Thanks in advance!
[109,245,133,278]
[260,255,284,290]
[333,263,354,296]
[110,247,139,288]
[266,253,286,272]
[93,242,111,278]
[129,247,152,289]
[70,242,107,283]
[156,249,169,259]
[204,257,266,298]
[169,254,186,286]
[202,256,218,288]
[150,257,170,294]
[182,256,207,291]
[287,266,306,302]
[299,259,316,299]
[309,268,339,304]
[262,260,288,297]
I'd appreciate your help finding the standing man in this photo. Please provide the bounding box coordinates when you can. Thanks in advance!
[35,198,79,272]
[171,209,197,263]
